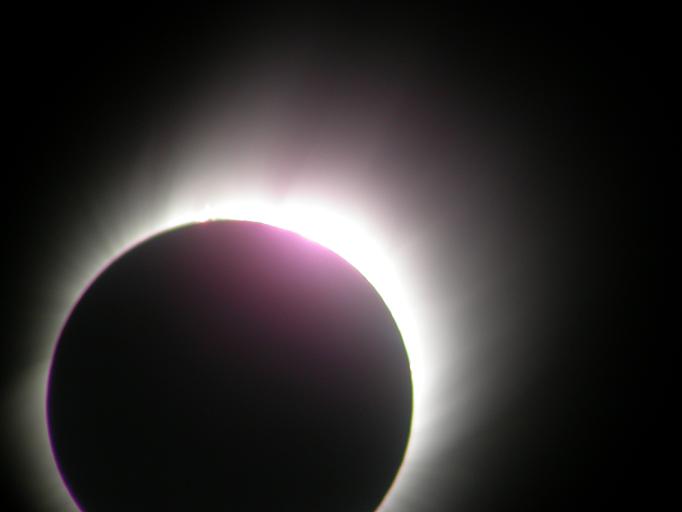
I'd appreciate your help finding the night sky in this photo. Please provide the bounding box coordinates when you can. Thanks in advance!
[3,5,649,511]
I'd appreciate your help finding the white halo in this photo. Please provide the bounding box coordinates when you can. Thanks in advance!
[5,54,507,509]
[7,168,463,510]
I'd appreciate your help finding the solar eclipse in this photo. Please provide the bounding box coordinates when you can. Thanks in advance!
[4,7,641,511]
[47,220,412,511]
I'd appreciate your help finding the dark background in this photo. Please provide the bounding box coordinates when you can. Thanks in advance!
[4,5,650,511]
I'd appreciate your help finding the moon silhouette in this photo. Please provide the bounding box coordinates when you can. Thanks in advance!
[46,220,412,511]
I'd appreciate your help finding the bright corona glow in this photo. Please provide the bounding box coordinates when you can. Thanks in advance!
[2,25,534,511]
[11,186,444,512]
[5,50,492,510]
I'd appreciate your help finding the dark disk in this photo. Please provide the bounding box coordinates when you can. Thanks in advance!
[47,220,413,511]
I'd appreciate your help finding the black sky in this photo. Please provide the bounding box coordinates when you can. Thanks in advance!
[4,5,650,511]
